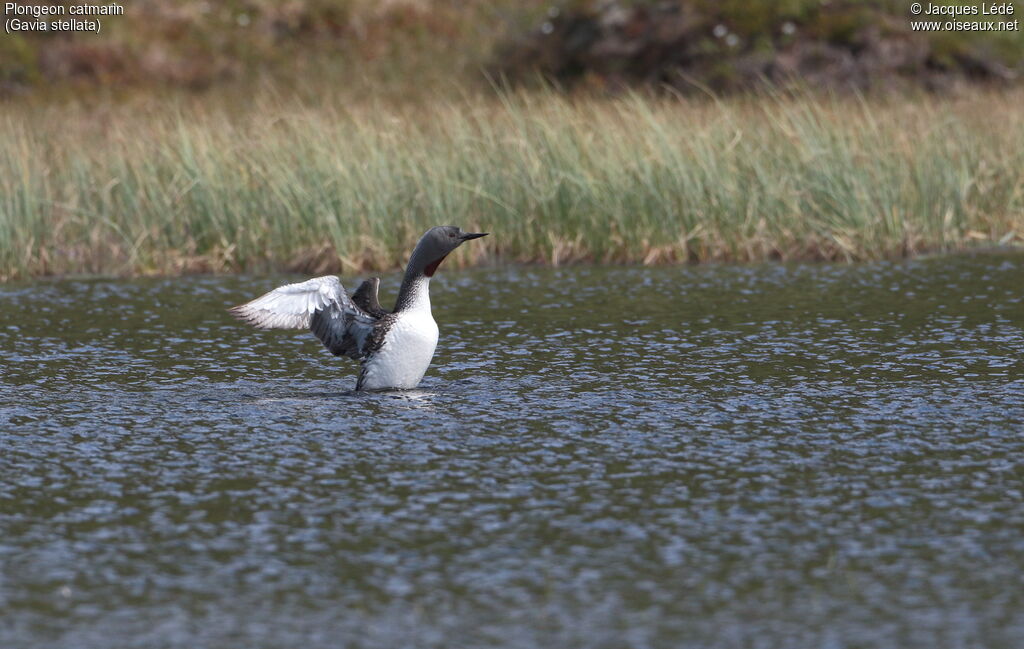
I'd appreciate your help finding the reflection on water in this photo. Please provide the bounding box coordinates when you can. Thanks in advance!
[1,254,1023,648]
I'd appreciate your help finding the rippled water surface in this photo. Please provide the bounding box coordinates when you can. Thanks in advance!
[2,254,1023,649]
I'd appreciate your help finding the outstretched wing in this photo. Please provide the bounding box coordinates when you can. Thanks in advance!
[229,276,379,360]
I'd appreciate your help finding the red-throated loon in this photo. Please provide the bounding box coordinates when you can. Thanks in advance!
[229,225,488,390]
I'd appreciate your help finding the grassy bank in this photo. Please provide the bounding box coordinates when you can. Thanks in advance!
[1,88,1023,280]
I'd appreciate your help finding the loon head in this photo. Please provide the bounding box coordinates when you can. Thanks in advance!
[408,225,488,278]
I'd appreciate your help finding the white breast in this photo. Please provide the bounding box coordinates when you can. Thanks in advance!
[360,311,439,390]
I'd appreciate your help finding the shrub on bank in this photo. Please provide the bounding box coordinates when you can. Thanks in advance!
[1,1,1020,97]
[493,0,1023,94]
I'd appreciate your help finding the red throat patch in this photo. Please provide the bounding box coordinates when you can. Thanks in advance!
[424,254,449,277]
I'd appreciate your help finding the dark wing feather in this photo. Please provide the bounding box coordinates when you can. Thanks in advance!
[310,302,379,359]
[351,277,391,318]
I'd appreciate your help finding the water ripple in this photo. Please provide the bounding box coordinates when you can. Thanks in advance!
[1,254,1023,648]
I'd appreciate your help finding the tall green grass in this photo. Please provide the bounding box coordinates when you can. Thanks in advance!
[1,88,1022,279]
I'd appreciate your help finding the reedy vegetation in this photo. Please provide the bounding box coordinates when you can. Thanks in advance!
[1,88,1022,280]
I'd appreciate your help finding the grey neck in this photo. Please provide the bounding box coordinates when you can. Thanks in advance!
[394,240,435,313]
[395,272,430,313]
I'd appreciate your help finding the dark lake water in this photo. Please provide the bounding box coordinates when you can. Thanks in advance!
[1,254,1023,649]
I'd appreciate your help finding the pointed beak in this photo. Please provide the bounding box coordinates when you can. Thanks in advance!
[459,232,488,241]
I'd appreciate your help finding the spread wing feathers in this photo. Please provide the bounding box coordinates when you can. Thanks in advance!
[309,302,382,360]
[351,277,390,318]
[230,276,380,360]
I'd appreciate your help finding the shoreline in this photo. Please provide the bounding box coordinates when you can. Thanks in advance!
[4,244,1021,284]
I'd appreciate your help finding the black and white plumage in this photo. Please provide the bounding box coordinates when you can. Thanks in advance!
[229,225,488,390]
